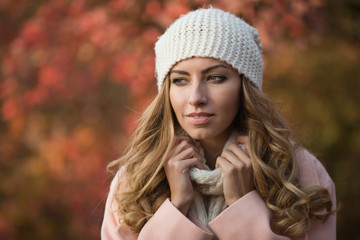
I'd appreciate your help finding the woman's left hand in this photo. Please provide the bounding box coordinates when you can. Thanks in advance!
[215,135,255,206]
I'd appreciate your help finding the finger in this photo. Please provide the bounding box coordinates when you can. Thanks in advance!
[174,146,202,163]
[216,156,236,175]
[221,149,243,169]
[225,144,252,170]
[221,148,238,162]
[176,146,205,170]
[175,135,189,144]
[176,135,197,146]
[179,158,205,172]
[221,149,246,171]
[175,136,199,153]
[227,143,251,162]
[171,140,196,157]
[169,140,188,157]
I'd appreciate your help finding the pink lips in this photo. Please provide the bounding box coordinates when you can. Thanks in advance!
[185,112,214,125]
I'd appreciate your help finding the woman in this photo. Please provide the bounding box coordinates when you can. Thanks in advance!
[102,8,336,240]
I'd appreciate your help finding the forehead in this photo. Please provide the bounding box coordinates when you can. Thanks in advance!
[171,57,233,71]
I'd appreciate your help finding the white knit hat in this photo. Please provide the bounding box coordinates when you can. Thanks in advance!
[154,8,264,91]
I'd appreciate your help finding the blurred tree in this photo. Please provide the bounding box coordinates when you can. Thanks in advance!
[265,1,360,238]
[0,0,358,239]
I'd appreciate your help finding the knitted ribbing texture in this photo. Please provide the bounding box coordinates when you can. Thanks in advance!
[155,8,264,91]
[186,131,246,228]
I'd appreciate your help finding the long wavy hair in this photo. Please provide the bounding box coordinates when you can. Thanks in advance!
[108,74,333,239]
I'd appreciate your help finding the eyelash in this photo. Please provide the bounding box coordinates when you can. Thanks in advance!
[171,78,186,85]
[208,75,226,82]
[171,75,226,85]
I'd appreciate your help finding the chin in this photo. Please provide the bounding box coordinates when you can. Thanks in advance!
[185,128,216,141]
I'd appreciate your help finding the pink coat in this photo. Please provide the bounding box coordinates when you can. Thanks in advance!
[101,148,336,239]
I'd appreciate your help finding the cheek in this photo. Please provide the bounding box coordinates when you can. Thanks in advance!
[169,90,182,117]
[217,88,239,108]
[223,98,239,116]
[216,89,240,119]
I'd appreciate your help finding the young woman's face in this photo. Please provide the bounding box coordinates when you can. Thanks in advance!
[169,57,241,141]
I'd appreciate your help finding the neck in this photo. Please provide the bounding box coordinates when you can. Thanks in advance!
[199,128,233,169]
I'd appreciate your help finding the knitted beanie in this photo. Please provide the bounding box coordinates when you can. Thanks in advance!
[154,8,264,91]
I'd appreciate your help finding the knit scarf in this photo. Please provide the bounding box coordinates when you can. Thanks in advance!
[182,130,245,229]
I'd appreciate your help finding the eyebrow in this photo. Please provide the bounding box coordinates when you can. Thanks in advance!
[169,64,230,76]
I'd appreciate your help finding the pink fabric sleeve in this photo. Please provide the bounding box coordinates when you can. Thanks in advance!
[208,148,336,240]
[139,199,213,240]
[307,179,336,240]
[299,149,337,240]
[101,168,137,240]
[101,167,213,240]
[208,191,291,240]
[102,148,336,240]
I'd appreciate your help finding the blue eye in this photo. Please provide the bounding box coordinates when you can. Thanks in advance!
[208,75,226,82]
[171,78,187,85]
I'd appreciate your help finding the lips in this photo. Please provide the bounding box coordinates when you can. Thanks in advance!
[185,112,214,125]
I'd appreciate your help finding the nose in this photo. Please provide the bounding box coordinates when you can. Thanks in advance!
[188,80,207,106]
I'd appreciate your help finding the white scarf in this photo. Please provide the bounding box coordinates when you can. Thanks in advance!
[185,131,246,227]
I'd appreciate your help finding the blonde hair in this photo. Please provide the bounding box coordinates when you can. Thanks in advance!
[239,77,333,238]
[108,76,333,238]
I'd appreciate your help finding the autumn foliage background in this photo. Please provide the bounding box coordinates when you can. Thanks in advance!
[0,0,359,239]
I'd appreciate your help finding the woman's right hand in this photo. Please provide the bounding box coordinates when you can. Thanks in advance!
[164,136,204,216]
